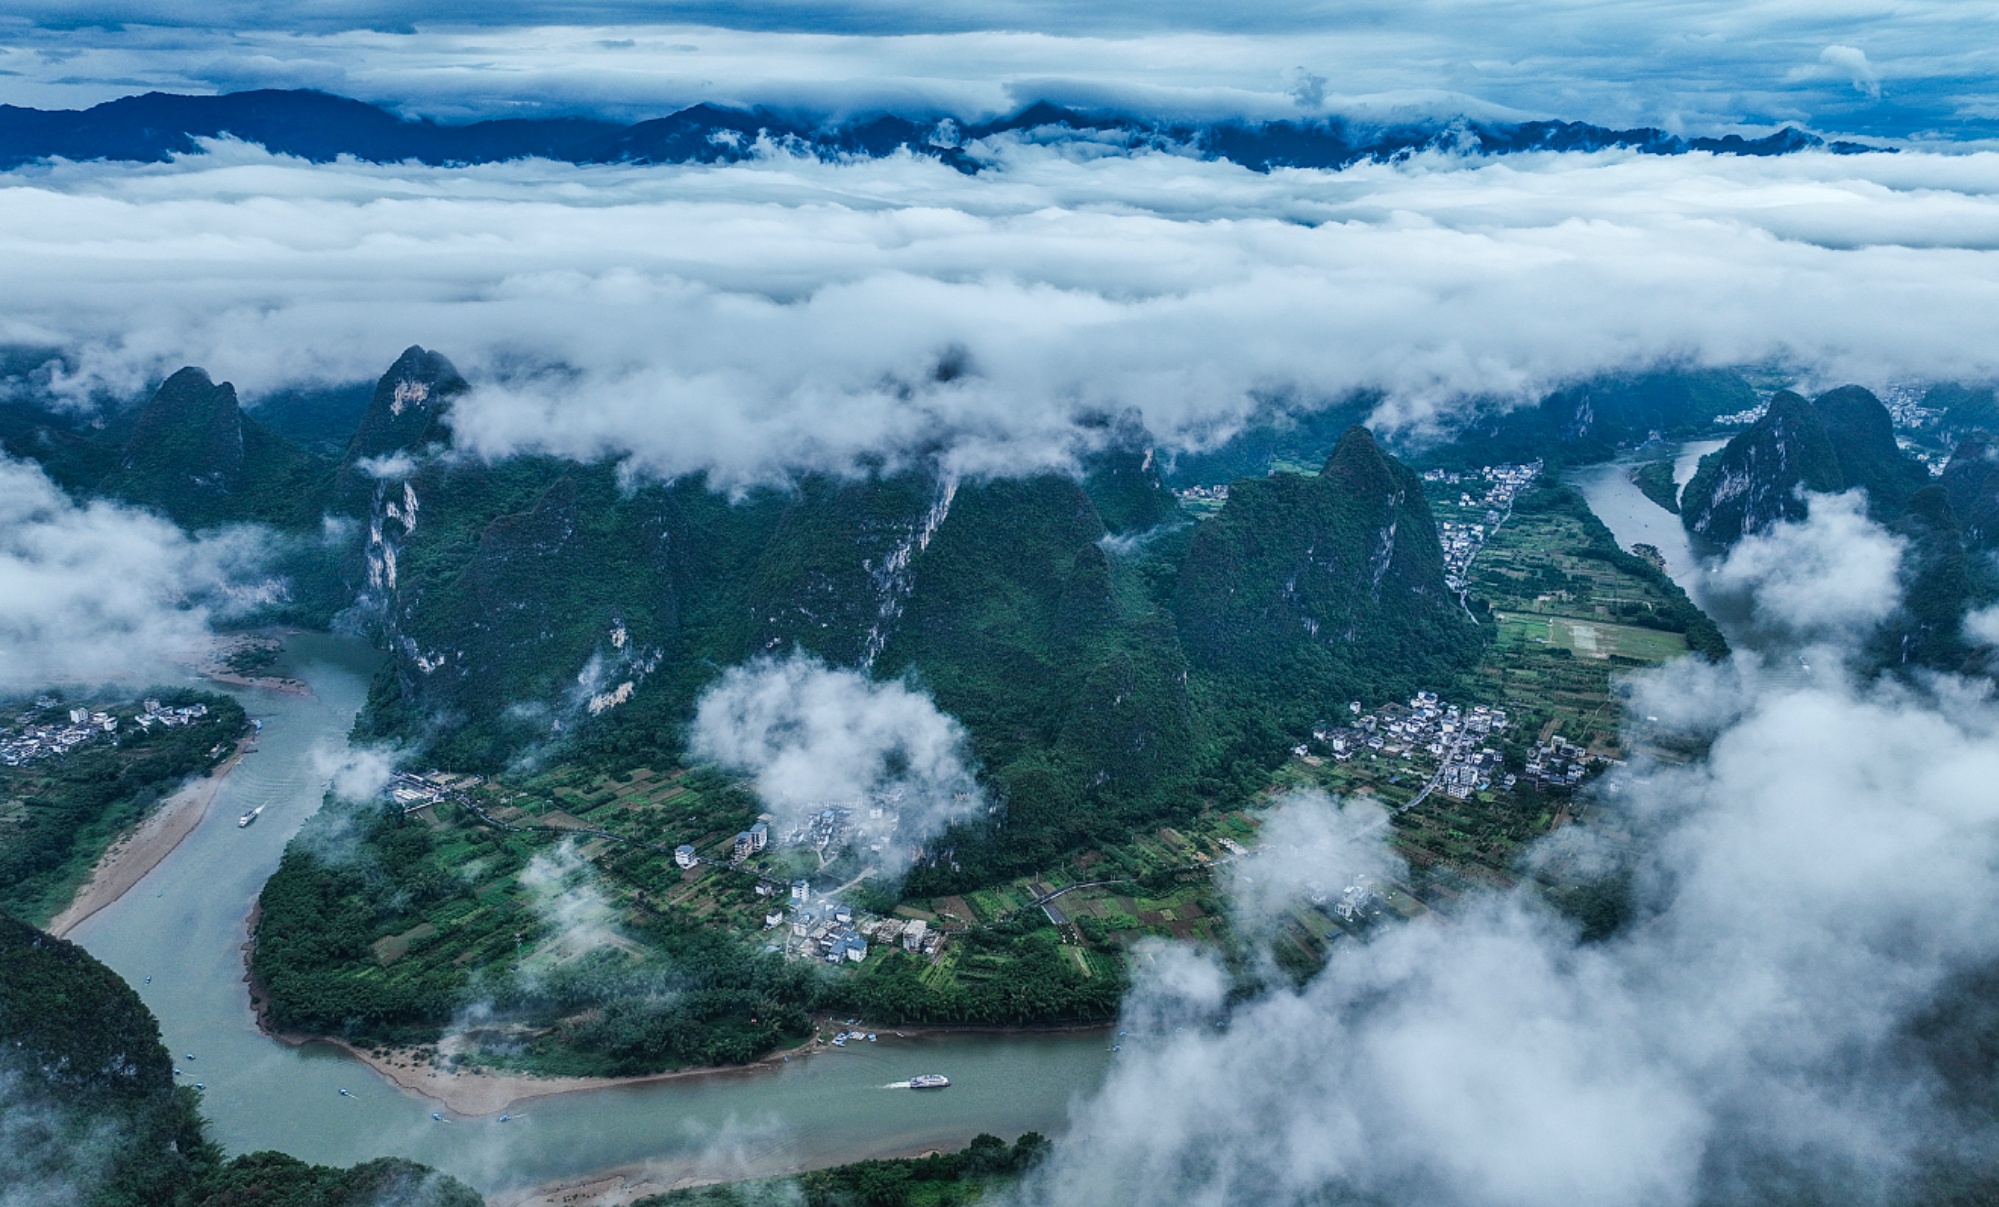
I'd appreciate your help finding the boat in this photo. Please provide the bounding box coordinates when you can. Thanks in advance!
[238,805,264,828]
[908,1074,950,1090]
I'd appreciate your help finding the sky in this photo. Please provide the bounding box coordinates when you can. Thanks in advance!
[1,4,1997,139]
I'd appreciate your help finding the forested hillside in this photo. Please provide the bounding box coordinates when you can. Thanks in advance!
[0,913,482,1207]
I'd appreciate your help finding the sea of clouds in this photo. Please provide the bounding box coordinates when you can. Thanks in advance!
[4,138,1999,499]
[0,455,275,688]
[3,134,1999,681]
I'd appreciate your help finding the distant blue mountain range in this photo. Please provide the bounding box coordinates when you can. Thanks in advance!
[0,89,1887,173]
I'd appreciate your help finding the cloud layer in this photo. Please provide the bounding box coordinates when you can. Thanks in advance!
[5,142,1999,487]
[689,653,982,871]
[1010,505,1999,1207]
[0,455,272,689]
[3,7,1997,139]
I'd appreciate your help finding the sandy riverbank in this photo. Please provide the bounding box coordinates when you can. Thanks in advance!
[296,1037,802,1117]
[488,1135,973,1207]
[269,1016,1108,1118]
[202,670,313,696]
[48,735,256,939]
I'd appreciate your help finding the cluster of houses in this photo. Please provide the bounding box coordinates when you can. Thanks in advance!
[765,883,945,966]
[1172,483,1229,505]
[1422,462,1541,593]
[387,769,482,813]
[1305,692,1514,800]
[2,704,116,766]
[1526,734,1594,788]
[0,698,212,767]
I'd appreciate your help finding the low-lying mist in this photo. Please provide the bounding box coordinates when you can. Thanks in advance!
[5,142,1999,492]
[1007,501,1999,1207]
[691,653,984,876]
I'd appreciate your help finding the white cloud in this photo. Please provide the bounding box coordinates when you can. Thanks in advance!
[689,653,983,872]
[1009,653,1999,1207]
[311,741,402,802]
[1966,604,1999,646]
[1224,790,1401,937]
[0,7,1986,136]
[5,144,1999,486]
[518,838,624,959]
[1706,491,1905,647]
[1821,44,1884,100]
[0,455,273,689]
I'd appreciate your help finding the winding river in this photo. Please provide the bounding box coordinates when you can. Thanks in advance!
[69,633,1111,1200]
[66,446,1728,1199]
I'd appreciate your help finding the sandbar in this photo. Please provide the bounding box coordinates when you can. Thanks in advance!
[49,734,255,938]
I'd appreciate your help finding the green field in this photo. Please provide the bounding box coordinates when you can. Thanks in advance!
[1499,613,1689,662]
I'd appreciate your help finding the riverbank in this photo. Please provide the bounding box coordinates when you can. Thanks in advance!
[487,1135,968,1207]
[259,1013,1112,1118]
[202,669,313,696]
[48,733,256,939]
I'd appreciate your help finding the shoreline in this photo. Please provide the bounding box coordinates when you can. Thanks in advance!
[254,1010,1110,1118]
[48,733,256,939]
[201,669,314,696]
[487,1134,980,1207]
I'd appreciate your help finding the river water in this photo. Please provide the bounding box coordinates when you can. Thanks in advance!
[1564,440,1726,595]
[64,444,1730,1198]
[69,633,1111,1198]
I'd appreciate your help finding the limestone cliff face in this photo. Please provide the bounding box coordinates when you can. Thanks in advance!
[1681,392,1844,547]
[343,344,465,469]
[1682,386,1936,549]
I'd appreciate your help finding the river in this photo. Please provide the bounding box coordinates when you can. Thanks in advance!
[1564,439,1726,595]
[69,632,1111,1200]
[65,444,1729,1199]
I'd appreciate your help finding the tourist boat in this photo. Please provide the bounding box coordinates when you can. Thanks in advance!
[908,1074,950,1089]
[238,805,264,828]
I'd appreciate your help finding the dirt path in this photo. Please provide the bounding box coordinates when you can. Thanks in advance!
[48,735,255,939]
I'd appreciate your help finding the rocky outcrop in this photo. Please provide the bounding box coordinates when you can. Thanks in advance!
[1681,391,1845,546]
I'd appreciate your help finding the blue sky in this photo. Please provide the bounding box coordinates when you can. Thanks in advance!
[2,3,1996,139]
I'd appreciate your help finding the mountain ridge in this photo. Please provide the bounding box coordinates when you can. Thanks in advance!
[0,88,1891,174]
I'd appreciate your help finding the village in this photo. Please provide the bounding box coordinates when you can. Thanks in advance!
[385,768,951,972]
[0,697,209,767]
[1422,460,1542,593]
[1302,685,1601,803]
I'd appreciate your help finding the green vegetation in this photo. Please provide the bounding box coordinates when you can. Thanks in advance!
[637,1133,1051,1207]
[99,367,335,532]
[1629,460,1680,513]
[0,912,481,1207]
[0,690,245,926]
[251,763,1120,1075]
[251,787,821,1072]
[1418,369,1755,472]
[1259,478,1720,921]
[1172,428,1484,783]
